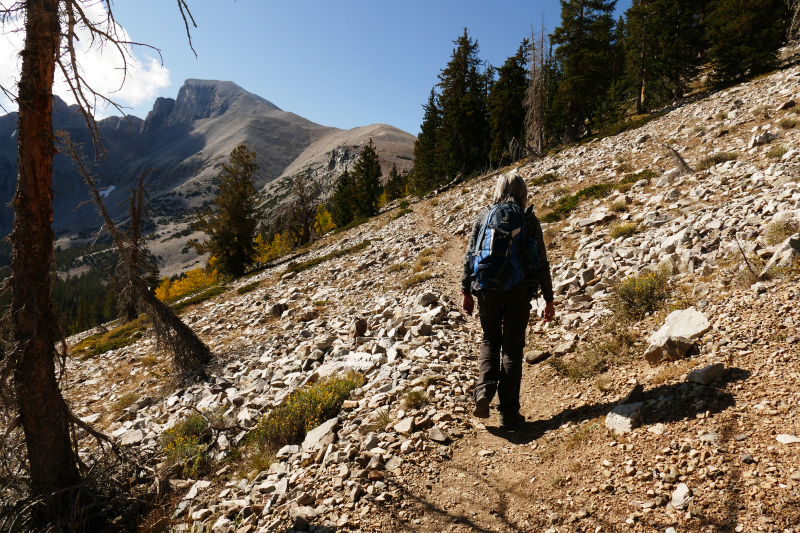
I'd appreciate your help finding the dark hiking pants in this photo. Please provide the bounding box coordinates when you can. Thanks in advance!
[474,287,532,416]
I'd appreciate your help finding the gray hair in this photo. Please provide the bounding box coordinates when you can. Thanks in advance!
[492,171,527,209]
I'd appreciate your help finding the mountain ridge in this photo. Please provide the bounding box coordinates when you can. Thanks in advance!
[0,79,416,275]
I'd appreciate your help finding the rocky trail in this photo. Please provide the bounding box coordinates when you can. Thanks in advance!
[57,60,800,533]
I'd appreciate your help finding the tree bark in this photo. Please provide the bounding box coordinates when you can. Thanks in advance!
[12,0,81,513]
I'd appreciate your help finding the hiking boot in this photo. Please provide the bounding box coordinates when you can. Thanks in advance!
[472,390,491,419]
[499,411,525,429]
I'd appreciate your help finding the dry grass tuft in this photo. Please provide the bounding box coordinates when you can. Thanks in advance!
[766,146,788,159]
[652,359,701,385]
[403,389,429,410]
[764,220,799,246]
[610,222,639,240]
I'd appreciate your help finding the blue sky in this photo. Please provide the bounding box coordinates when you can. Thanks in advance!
[0,1,631,135]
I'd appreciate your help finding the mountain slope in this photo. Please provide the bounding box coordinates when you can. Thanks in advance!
[0,79,416,274]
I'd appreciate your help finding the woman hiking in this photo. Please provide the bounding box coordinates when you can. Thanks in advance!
[461,171,555,428]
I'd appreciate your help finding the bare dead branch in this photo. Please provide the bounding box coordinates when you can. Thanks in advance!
[177,0,198,57]
[654,138,694,176]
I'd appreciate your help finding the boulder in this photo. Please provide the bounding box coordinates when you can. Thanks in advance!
[645,307,710,363]
[417,292,439,306]
[749,131,777,148]
[302,417,339,454]
[290,506,319,530]
[671,483,692,510]
[268,302,288,317]
[605,403,644,434]
[350,318,367,338]
[524,349,551,364]
[760,233,800,278]
[394,417,415,435]
[687,363,726,385]
[644,335,695,364]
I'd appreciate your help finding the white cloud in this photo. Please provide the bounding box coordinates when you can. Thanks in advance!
[0,2,169,117]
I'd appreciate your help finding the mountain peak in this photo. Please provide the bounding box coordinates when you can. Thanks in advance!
[141,79,282,133]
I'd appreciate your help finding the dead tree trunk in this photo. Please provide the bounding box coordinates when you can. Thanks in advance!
[11,0,81,514]
[61,136,211,372]
[524,25,547,156]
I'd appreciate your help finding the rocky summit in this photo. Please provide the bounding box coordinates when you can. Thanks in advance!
[64,61,800,533]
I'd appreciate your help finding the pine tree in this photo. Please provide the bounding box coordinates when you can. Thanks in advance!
[193,145,263,277]
[707,0,789,84]
[550,0,618,142]
[488,39,530,165]
[384,163,405,201]
[412,88,442,192]
[351,139,383,218]
[624,0,705,113]
[331,169,356,227]
[437,29,491,177]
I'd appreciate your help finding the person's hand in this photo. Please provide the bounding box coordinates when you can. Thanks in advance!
[543,301,555,322]
[462,293,474,316]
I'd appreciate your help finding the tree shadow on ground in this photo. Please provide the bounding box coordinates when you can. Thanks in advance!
[486,367,750,445]
[279,368,751,533]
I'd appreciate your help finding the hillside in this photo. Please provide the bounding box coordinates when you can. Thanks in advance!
[0,79,416,276]
[54,61,800,533]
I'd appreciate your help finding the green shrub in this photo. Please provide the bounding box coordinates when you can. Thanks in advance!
[399,200,410,209]
[609,269,671,320]
[696,152,737,170]
[237,282,259,295]
[619,170,657,186]
[392,208,413,220]
[251,373,365,451]
[171,286,227,313]
[161,412,211,477]
[333,217,370,234]
[283,240,371,275]
[73,317,148,359]
[766,146,788,159]
[531,173,558,187]
[542,183,616,223]
[610,222,639,239]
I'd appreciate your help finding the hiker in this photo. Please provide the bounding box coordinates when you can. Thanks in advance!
[461,171,555,428]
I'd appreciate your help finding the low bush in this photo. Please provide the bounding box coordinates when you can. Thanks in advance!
[359,409,391,434]
[619,170,657,186]
[392,208,413,220]
[388,262,409,273]
[401,271,433,290]
[403,389,429,410]
[609,269,671,320]
[283,240,371,275]
[399,200,410,209]
[696,152,737,170]
[610,222,639,240]
[251,373,364,451]
[549,319,636,381]
[610,199,628,213]
[780,117,798,129]
[237,282,259,295]
[766,146,788,159]
[542,183,616,223]
[333,217,370,234]
[429,198,439,206]
[764,220,800,246]
[531,173,558,187]
[171,286,227,313]
[161,412,210,477]
[715,111,728,120]
[72,317,148,359]
[114,392,139,412]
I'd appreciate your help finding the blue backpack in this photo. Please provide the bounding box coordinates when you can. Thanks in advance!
[471,203,529,291]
